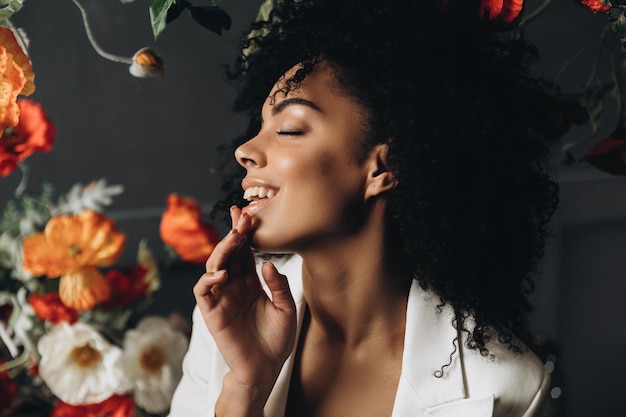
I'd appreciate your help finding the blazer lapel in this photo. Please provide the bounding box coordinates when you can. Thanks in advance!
[392,281,494,417]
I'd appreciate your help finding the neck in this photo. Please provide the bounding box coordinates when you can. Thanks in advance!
[297,201,409,348]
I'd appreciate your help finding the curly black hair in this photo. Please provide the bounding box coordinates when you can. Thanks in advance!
[213,0,560,359]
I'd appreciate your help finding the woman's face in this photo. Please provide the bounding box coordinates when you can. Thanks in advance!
[235,63,375,253]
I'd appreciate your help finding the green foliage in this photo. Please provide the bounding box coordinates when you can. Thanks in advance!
[150,0,231,40]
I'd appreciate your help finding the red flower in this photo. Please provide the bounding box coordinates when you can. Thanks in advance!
[579,0,612,13]
[160,194,221,263]
[104,265,151,308]
[442,0,525,31]
[581,129,626,175]
[0,361,18,416]
[50,395,135,417]
[28,292,79,324]
[0,99,55,176]
[531,96,590,140]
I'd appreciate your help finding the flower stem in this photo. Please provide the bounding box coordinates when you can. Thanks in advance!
[519,0,555,28]
[70,0,132,64]
[14,163,29,198]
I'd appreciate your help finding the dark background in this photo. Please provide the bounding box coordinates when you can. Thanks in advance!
[1,0,625,415]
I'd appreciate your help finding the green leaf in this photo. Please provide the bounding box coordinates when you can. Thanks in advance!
[187,6,232,36]
[150,0,176,40]
[166,0,189,24]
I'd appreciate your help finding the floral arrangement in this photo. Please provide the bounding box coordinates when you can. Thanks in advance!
[0,1,225,416]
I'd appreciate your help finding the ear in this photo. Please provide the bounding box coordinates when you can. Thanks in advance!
[364,143,396,200]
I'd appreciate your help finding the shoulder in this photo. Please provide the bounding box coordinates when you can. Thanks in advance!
[461,335,550,417]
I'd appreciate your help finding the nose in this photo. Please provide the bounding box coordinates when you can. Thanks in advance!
[235,134,266,169]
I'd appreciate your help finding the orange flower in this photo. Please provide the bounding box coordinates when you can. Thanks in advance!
[441,0,524,31]
[579,0,611,13]
[0,99,55,176]
[129,47,164,77]
[29,292,79,324]
[160,194,220,263]
[22,211,126,310]
[50,395,135,417]
[0,27,35,132]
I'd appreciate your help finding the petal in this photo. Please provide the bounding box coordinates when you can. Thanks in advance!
[59,268,111,311]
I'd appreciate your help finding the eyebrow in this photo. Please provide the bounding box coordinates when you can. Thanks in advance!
[271,97,322,116]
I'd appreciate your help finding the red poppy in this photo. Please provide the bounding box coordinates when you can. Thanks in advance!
[0,361,17,416]
[0,99,55,176]
[28,292,79,324]
[160,194,221,263]
[104,265,150,308]
[442,0,525,31]
[580,129,626,175]
[531,95,590,140]
[579,0,612,13]
[50,395,135,417]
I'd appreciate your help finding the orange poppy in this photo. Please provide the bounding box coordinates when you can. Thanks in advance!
[29,292,79,324]
[0,27,35,133]
[50,395,135,417]
[22,211,125,310]
[441,0,524,31]
[159,193,220,263]
[0,98,56,176]
[579,0,611,13]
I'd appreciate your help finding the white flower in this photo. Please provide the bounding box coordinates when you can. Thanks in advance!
[37,322,129,405]
[52,179,124,215]
[122,316,188,414]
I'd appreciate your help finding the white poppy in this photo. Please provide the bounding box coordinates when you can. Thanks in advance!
[37,322,129,405]
[122,316,188,414]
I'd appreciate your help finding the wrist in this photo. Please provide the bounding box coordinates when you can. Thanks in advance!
[215,372,276,417]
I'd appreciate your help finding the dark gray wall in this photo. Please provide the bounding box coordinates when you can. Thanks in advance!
[1,1,625,415]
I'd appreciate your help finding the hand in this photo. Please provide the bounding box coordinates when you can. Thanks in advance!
[193,206,297,391]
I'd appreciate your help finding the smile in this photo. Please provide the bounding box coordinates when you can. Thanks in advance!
[243,186,277,204]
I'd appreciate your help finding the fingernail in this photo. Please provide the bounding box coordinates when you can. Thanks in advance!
[237,213,245,226]
[226,228,238,238]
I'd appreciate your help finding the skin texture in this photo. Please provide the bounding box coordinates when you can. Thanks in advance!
[193,63,407,417]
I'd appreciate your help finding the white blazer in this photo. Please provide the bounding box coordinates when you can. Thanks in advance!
[168,254,550,417]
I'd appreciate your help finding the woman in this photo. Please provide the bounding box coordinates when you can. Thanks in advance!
[169,0,559,416]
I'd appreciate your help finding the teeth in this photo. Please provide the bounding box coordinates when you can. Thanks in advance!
[243,186,276,201]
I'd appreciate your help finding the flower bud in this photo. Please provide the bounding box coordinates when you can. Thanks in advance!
[128,47,164,78]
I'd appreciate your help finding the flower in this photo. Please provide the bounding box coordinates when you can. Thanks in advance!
[0,360,18,415]
[28,292,78,324]
[0,98,55,176]
[129,47,164,78]
[579,0,612,13]
[580,130,626,175]
[160,193,220,263]
[0,27,34,133]
[37,322,129,405]
[441,0,524,31]
[22,210,126,310]
[50,394,135,417]
[122,316,188,414]
[105,241,160,309]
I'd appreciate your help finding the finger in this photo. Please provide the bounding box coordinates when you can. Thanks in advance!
[193,270,228,310]
[230,205,242,230]
[261,262,295,312]
[205,228,243,273]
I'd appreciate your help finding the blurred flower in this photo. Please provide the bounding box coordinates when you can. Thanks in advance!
[441,0,524,30]
[160,194,220,263]
[52,179,124,215]
[0,360,18,415]
[28,292,78,324]
[22,210,125,310]
[580,129,626,175]
[50,394,135,417]
[105,241,160,309]
[37,322,129,405]
[0,98,55,176]
[579,0,612,13]
[129,47,164,78]
[0,27,34,132]
[122,316,188,414]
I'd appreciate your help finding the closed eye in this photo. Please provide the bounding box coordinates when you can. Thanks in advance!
[276,130,303,136]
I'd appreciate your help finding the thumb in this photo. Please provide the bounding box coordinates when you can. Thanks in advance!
[261,261,295,311]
